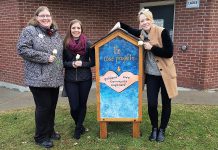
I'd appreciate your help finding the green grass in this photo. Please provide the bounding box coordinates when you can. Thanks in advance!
[0,104,218,150]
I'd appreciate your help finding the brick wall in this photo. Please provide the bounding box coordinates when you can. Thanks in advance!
[203,0,218,89]
[1,0,117,86]
[174,0,218,89]
[0,0,217,89]
[0,0,22,85]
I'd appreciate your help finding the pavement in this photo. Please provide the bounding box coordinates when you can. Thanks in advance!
[0,83,218,112]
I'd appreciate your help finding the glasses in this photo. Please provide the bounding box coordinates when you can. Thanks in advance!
[37,15,51,18]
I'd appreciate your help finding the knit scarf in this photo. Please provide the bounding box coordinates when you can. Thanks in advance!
[68,34,87,55]
[38,25,56,36]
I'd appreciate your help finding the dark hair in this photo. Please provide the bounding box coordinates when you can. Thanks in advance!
[28,6,58,29]
[63,19,83,49]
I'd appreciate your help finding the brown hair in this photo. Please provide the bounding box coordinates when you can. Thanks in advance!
[28,6,58,29]
[63,19,83,49]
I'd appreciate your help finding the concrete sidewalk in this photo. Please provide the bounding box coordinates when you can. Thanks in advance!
[0,85,218,112]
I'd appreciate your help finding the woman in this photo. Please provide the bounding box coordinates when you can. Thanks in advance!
[112,8,178,142]
[63,19,95,139]
[17,6,63,148]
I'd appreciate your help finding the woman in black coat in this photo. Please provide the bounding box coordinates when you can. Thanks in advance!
[63,19,95,139]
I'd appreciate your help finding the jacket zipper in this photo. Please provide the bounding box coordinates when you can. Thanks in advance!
[76,68,77,81]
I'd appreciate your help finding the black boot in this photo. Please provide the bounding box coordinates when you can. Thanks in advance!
[80,125,86,134]
[156,128,165,142]
[149,128,158,141]
[50,132,61,140]
[35,138,53,148]
[73,127,81,140]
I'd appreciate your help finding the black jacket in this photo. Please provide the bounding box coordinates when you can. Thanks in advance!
[63,41,95,82]
[120,22,173,58]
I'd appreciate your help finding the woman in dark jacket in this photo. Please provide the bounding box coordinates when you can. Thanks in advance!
[63,19,95,139]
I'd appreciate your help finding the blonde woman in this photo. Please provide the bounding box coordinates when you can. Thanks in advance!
[112,8,178,142]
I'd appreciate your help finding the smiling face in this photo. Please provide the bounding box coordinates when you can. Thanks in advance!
[71,22,82,40]
[36,9,52,28]
[139,14,152,33]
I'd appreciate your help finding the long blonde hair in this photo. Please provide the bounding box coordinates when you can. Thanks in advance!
[28,6,58,29]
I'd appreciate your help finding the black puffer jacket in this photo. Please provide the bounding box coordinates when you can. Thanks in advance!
[63,41,95,82]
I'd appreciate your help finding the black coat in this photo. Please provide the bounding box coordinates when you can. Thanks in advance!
[120,22,173,58]
[63,41,95,82]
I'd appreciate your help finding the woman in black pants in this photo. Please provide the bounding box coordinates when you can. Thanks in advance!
[111,8,178,142]
[63,19,95,139]
[17,6,63,148]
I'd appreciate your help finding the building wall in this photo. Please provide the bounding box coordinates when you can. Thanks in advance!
[0,0,22,85]
[0,0,217,89]
[174,0,218,89]
[1,0,117,86]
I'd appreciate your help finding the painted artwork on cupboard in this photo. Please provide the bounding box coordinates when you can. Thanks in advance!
[99,36,139,118]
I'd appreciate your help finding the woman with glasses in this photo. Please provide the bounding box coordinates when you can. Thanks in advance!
[111,8,178,142]
[17,6,63,148]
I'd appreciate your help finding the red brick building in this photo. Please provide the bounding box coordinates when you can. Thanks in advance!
[0,0,217,90]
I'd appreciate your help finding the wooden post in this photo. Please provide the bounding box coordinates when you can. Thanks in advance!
[100,121,107,139]
[132,122,140,138]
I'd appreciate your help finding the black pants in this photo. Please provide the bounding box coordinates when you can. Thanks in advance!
[65,80,92,128]
[146,74,171,129]
[29,87,59,142]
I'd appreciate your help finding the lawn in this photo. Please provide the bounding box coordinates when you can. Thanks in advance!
[0,104,218,150]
